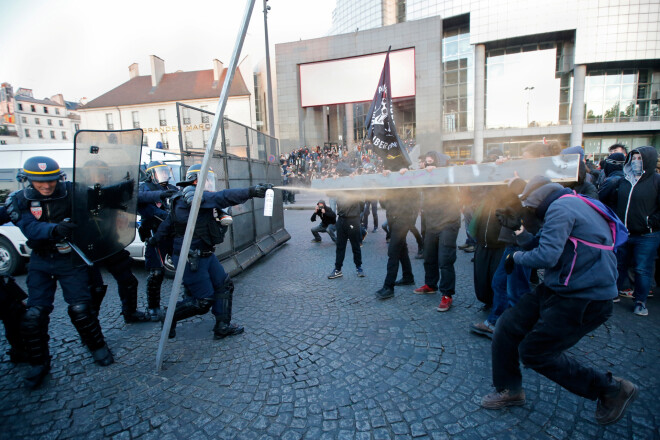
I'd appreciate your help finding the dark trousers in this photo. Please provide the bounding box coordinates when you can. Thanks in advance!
[423,226,459,295]
[473,244,505,306]
[90,250,139,312]
[616,231,660,304]
[383,221,414,288]
[492,284,613,400]
[335,216,362,271]
[362,200,378,229]
[27,253,91,309]
[172,254,228,316]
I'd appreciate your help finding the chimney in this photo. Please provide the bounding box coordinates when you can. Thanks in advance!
[150,55,165,87]
[80,97,88,106]
[50,94,65,105]
[213,59,224,82]
[129,63,140,79]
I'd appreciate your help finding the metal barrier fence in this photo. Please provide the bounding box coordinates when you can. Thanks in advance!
[175,102,289,275]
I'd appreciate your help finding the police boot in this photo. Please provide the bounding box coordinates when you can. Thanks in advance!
[119,280,150,323]
[90,284,107,318]
[164,298,213,339]
[68,303,114,367]
[20,306,51,388]
[146,269,164,322]
[213,277,244,340]
[3,299,29,363]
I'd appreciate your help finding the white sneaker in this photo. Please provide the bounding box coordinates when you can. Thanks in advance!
[633,303,648,316]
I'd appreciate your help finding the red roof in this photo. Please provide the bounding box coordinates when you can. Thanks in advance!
[81,68,250,109]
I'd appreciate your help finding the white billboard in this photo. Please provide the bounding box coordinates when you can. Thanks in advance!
[299,48,416,108]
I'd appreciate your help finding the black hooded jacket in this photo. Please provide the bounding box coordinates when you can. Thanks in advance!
[310,201,336,227]
[611,146,660,235]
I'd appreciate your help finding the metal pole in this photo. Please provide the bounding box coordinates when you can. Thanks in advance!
[156,0,257,372]
[263,0,276,142]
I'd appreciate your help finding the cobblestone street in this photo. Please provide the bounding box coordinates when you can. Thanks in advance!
[1,199,659,439]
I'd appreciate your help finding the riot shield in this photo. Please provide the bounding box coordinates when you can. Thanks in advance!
[71,130,143,263]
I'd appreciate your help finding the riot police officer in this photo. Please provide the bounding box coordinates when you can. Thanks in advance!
[7,156,113,388]
[137,161,178,321]
[151,164,271,339]
[0,205,28,364]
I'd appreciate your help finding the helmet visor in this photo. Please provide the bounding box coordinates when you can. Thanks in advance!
[149,164,174,184]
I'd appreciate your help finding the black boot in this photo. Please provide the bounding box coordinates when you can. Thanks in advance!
[119,281,150,323]
[146,269,164,321]
[20,306,51,388]
[163,298,212,339]
[212,277,244,339]
[3,298,29,363]
[68,303,114,366]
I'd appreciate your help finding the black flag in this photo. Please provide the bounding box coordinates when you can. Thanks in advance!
[364,49,411,171]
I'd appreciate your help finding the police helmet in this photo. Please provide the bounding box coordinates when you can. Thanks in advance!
[17,156,65,182]
[146,161,174,185]
[177,164,216,191]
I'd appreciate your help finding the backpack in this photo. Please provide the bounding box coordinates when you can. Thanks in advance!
[558,193,629,286]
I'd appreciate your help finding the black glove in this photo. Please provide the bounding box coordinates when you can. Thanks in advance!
[249,183,273,198]
[495,208,522,231]
[53,220,77,240]
[145,236,158,247]
[504,253,515,275]
[182,185,196,205]
[159,189,178,202]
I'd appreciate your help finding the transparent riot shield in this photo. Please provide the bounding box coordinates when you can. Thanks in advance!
[71,130,143,263]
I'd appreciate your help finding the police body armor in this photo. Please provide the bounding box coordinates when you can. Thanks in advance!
[171,196,226,251]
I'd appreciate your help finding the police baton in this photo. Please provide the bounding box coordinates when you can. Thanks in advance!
[67,241,94,267]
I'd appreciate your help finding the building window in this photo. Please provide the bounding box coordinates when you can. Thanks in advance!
[160,133,169,149]
[30,105,36,112]
[21,116,27,123]
[159,109,167,126]
[59,120,63,127]
[254,74,266,132]
[24,129,30,138]
[55,108,60,115]
[443,24,473,134]
[201,105,210,123]
[43,106,48,114]
[18,103,23,111]
[585,68,659,124]
[396,0,406,23]
[74,123,80,132]
[184,131,193,148]
[38,129,43,139]
[132,111,140,128]
[61,132,67,140]
[182,107,191,124]
[106,113,114,130]
[50,130,56,139]
[47,119,52,126]
[203,129,210,145]
[35,117,40,125]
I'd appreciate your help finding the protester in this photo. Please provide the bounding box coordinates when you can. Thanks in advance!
[328,189,365,279]
[481,176,637,426]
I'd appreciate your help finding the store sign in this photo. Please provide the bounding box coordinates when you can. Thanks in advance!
[144,123,211,134]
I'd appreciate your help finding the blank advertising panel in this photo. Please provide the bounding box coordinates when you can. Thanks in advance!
[299,48,416,108]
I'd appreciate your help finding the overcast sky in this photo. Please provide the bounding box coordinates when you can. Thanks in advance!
[0,0,335,102]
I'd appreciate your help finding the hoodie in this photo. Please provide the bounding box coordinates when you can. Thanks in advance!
[613,146,660,235]
[310,201,336,227]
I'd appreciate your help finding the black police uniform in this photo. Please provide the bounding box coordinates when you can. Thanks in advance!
[153,179,269,339]
[0,205,28,363]
[9,157,113,388]
[137,165,178,320]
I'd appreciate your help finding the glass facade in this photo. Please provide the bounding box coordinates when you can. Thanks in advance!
[585,68,660,124]
[442,24,473,133]
[331,0,383,35]
[486,42,572,129]
[584,134,660,161]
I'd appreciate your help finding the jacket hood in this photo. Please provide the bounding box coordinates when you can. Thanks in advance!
[519,175,564,209]
[623,146,657,181]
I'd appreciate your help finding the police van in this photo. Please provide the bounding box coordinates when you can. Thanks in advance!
[0,143,180,276]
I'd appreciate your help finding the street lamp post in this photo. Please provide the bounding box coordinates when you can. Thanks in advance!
[524,86,534,127]
[263,0,276,144]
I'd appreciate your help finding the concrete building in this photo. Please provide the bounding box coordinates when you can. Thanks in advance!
[78,56,254,151]
[0,83,80,145]
[275,0,660,161]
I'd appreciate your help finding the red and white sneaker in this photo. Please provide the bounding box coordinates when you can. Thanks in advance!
[413,284,437,294]
[618,289,634,299]
[437,295,453,312]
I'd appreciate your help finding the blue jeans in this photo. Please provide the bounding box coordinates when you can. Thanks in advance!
[616,231,660,304]
[487,246,531,325]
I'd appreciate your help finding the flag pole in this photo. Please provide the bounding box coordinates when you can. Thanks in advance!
[156,0,257,372]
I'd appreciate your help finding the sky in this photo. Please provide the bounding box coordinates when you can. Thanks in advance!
[0,0,336,102]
